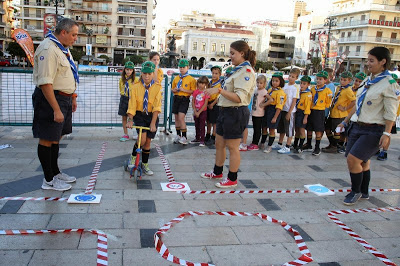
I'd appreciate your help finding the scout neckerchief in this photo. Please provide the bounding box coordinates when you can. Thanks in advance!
[296,87,311,107]
[221,61,251,89]
[142,78,155,115]
[210,78,222,88]
[313,85,327,105]
[177,72,189,89]
[332,84,351,107]
[46,31,79,84]
[268,87,281,96]
[124,76,131,98]
[356,70,391,116]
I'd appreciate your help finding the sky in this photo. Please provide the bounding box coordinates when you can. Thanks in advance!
[154,0,333,29]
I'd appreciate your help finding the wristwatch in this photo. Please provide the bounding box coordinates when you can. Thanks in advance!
[127,117,133,122]
[382,132,391,137]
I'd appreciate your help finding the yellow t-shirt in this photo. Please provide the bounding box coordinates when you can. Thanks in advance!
[127,81,162,117]
[267,87,286,110]
[311,85,333,110]
[330,86,356,118]
[208,78,222,102]
[297,91,312,115]
[119,77,138,96]
[155,68,164,84]
[171,74,196,97]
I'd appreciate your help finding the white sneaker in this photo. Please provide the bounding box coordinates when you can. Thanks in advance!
[179,136,188,145]
[277,146,291,154]
[41,177,71,191]
[263,146,272,153]
[271,144,282,150]
[239,143,248,151]
[142,163,154,175]
[55,172,76,183]
[173,136,181,144]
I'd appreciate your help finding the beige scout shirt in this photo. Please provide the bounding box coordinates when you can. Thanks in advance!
[217,64,256,107]
[351,74,399,124]
[33,38,76,94]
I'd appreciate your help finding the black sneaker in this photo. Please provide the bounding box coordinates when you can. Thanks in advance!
[322,144,334,151]
[302,144,313,152]
[294,147,303,154]
[337,145,345,154]
[377,151,387,161]
[312,147,321,156]
[360,193,369,200]
[343,191,362,205]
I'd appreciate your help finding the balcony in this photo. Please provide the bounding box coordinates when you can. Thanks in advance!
[18,13,44,20]
[25,25,43,31]
[0,22,6,27]
[117,21,146,27]
[332,3,400,15]
[339,36,400,45]
[367,19,400,28]
[116,34,146,39]
[0,8,5,14]
[335,19,369,28]
[117,0,147,4]
[74,39,111,47]
[70,4,112,13]
[117,7,147,15]
[75,18,112,25]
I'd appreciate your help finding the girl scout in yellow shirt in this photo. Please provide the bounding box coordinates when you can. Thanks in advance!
[149,51,163,84]
[294,75,312,153]
[126,61,162,176]
[205,65,222,144]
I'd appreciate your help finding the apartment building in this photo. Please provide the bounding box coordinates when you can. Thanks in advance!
[0,0,17,55]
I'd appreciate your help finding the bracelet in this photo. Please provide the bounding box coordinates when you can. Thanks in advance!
[127,118,133,122]
[382,132,391,137]
[72,93,78,98]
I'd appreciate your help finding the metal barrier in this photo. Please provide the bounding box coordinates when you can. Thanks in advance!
[0,69,169,128]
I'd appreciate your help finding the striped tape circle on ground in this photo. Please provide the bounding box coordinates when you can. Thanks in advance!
[154,211,313,266]
[0,228,108,266]
[155,144,176,182]
[85,142,108,194]
[328,207,400,266]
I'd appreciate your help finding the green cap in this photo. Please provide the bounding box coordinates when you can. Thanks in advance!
[316,70,328,79]
[354,72,367,80]
[125,61,134,69]
[391,73,398,80]
[272,72,283,78]
[141,61,155,73]
[340,71,353,79]
[300,75,311,83]
[211,65,222,72]
[178,59,189,67]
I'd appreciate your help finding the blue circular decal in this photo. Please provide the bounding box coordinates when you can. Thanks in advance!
[40,56,44,61]
[367,101,372,105]
[74,195,96,202]
[309,185,330,193]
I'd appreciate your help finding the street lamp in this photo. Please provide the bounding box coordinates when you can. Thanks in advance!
[324,17,337,57]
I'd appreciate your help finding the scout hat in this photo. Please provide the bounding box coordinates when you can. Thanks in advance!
[125,61,134,69]
[355,72,367,80]
[340,71,353,78]
[178,59,189,67]
[211,65,222,72]
[141,61,155,73]
[300,75,311,83]
[272,72,283,78]
[316,70,329,79]
[391,73,398,80]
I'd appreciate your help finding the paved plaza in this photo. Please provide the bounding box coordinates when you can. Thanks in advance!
[0,126,399,266]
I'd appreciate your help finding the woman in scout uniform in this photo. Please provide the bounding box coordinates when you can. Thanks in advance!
[149,51,163,84]
[337,47,399,205]
[303,70,333,156]
[126,61,162,175]
[171,59,196,145]
[200,40,256,188]
[118,61,137,142]
[205,65,223,144]
[259,72,287,153]
[352,72,367,97]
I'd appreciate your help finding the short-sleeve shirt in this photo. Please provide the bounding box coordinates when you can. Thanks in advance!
[127,81,162,117]
[325,82,336,116]
[297,91,312,115]
[268,88,287,110]
[330,86,356,118]
[251,88,268,117]
[119,77,139,96]
[192,89,210,111]
[218,64,256,107]
[33,38,76,94]
[282,83,300,113]
[155,68,164,84]
[171,74,196,97]
[208,78,222,102]
[311,86,333,111]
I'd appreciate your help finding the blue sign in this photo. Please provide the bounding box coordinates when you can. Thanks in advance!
[308,185,330,193]
[74,194,97,202]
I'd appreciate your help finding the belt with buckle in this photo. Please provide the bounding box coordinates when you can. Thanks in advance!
[54,90,73,97]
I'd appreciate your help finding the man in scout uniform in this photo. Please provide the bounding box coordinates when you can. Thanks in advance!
[32,18,79,191]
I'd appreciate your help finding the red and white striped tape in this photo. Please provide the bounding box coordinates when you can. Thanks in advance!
[85,142,108,194]
[0,228,108,266]
[328,207,400,266]
[154,144,175,182]
[0,197,67,201]
[154,211,313,266]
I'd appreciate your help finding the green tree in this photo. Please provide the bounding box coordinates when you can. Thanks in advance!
[70,48,84,62]
[129,54,144,65]
[6,42,26,58]
[98,54,112,63]
[311,57,321,72]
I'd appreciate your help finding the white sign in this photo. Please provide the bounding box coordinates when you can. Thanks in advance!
[161,182,190,192]
[67,194,102,204]
[86,44,92,56]
[304,184,335,196]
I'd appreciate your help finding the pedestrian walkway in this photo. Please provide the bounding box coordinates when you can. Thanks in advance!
[0,126,399,265]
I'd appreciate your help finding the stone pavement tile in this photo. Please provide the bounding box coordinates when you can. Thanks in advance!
[0,250,34,266]
[170,164,196,172]
[273,197,337,211]
[377,209,400,220]
[231,224,294,244]
[207,243,296,265]
[0,233,80,250]
[163,226,240,247]
[341,221,381,239]
[63,189,124,200]
[123,212,183,229]
[282,240,375,263]
[159,246,213,264]
[267,171,317,179]
[47,214,123,229]
[78,228,141,249]
[202,180,248,190]
[365,237,400,259]
[370,194,400,206]
[298,223,352,241]
[323,195,377,209]
[339,259,390,266]
[215,199,269,212]
[0,171,21,180]
[183,193,242,200]
[88,199,138,214]
[309,171,350,179]
[29,248,122,266]
[96,169,126,180]
[265,210,328,225]
[238,172,270,180]
[0,214,51,229]
[154,199,221,212]
[18,201,89,214]
[124,189,184,200]
[193,214,264,227]
[361,220,400,237]
[123,248,171,265]
[93,179,138,190]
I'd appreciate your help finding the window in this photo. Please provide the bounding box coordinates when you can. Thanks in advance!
[391,32,397,39]
[339,46,343,54]
[341,32,345,38]
[201,42,206,52]
[193,42,197,51]
[36,9,41,18]
[388,48,394,54]
[345,46,350,52]
[221,44,225,53]
[358,30,363,40]
[376,31,383,41]
[347,32,352,37]
[356,46,361,52]
[379,15,385,21]
[299,23,302,31]
[24,0,29,5]
[211,43,216,52]
[118,39,123,46]
[361,14,366,21]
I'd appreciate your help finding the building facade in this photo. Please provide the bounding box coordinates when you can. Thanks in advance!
[0,0,18,55]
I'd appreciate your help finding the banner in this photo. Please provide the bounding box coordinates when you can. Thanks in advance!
[333,50,350,74]
[11,29,35,66]
[318,34,328,69]
[86,44,92,56]
[96,35,107,44]
[326,36,338,69]
[44,14,57,37]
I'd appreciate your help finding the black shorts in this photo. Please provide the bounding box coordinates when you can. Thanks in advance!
[118,95,129,116]
[172,95,190,114]
[216,106,249,139]
[207,101,220,124]
[295,110,307,128]
[133,111,159,139]
[345,122,384,162]
[32,87,72,141]
[263,105,281,129]
[325,117,345,132]
[306,110,325,132]
[277,111,295,137]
